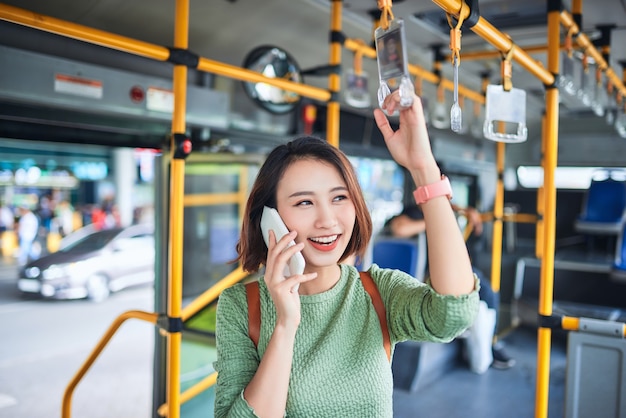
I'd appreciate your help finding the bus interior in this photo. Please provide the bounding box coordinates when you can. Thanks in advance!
[1,0,626,417]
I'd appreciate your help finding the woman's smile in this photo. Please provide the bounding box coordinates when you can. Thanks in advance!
[308,234,341,251]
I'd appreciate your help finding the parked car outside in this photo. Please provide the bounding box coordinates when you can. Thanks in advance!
[17,223,155,302]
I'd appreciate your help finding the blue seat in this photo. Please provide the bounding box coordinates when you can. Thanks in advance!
[611,219,626,282]
[372,234,459,392]
[575,178,626,235]
[373,238,417,273]
[371,234,427,282]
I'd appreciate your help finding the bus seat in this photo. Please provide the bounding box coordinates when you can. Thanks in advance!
[574,178,626,235]
[611,218,626,283]
[372,234,427,282]
[372,235,460,392]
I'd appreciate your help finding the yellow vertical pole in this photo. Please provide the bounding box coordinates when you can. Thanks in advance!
[535,4,561,418]
[166,0,189,417]
[490,141,504,293]
[326,0,343,147]
[622,67,626,112]
[536,112,546,259]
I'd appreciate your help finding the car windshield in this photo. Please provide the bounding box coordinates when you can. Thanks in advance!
[61,229,122,252]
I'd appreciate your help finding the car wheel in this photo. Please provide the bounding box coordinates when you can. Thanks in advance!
[87,274,110,302]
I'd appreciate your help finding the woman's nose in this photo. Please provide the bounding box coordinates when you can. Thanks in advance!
[314,205,338,228]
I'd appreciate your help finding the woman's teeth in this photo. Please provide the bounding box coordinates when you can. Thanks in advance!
[309,235,338,245]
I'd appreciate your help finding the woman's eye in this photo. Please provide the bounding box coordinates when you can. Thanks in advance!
[333,194,349,202]
[295,200,313,207]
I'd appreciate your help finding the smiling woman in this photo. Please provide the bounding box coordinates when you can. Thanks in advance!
[213,92,479,418]
[3,1,626,417]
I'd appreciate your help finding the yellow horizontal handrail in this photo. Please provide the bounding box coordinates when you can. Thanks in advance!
[0,4,331,103]
[61,310,159,418]
[450,44,566,62]
[561,316,626,337]
[157,372,218,416]
[480,212,538,224]
[181,265,248,321]
[0,4,169,61]
[196,57,331,102]
[461,212,537,242]
[561,315,580,331]
[183,193,241,207]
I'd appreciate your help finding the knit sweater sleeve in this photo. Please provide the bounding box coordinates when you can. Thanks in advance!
[367,264,480,343]
[213,283,261,418]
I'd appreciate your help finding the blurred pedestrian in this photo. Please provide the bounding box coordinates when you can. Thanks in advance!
[54,200,75,237]
[17,205,40,265]
[0,201,14,233]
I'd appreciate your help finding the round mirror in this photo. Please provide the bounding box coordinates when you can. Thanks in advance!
[242,46,302,114]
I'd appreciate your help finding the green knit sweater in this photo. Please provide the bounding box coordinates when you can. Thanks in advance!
[214,263,479,417]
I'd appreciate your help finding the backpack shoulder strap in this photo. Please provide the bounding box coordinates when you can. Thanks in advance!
[245,281,261,348]
[359,271,391,362]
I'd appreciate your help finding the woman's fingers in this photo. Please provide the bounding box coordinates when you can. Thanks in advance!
[265,230,304,283]
[373,108,394,139]
[281,272,318,294]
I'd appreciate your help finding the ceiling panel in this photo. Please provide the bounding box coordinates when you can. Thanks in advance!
[1,0,625,142]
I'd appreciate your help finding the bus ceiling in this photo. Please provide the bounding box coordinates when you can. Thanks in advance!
[0,1,625,156]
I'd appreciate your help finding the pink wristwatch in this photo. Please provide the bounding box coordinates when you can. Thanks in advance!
[413,175,453,204]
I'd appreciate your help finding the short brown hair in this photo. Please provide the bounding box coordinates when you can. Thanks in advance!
[236,136,373,272]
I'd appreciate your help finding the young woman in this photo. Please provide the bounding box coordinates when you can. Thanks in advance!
[214,91,479,417]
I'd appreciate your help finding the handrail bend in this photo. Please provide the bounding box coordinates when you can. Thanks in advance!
[61,310,159,418]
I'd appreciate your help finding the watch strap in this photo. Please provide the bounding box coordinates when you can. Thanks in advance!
[413,175,453,204]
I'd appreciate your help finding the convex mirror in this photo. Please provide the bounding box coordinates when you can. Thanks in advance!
[242,45,302,114]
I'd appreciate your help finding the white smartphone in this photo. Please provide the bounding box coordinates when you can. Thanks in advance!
[260,206,306,276]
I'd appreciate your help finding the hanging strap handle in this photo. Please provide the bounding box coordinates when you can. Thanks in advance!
[446,1,469,66]
[377,0,395,31]
[501,43,515,92]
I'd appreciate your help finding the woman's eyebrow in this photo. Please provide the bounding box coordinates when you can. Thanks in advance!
[288,186,348,199]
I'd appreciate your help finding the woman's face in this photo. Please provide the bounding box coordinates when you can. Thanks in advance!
[275,159,356,270]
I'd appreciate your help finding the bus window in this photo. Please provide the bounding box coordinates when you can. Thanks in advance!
[517,166,626,189]
[348,155,404,233]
